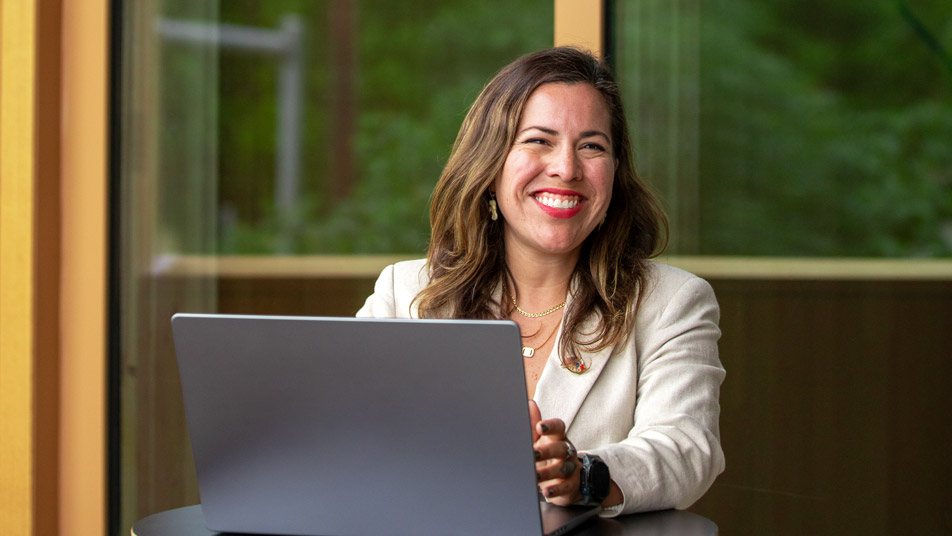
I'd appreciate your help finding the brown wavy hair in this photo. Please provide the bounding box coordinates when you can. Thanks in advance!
[415,46,668,370]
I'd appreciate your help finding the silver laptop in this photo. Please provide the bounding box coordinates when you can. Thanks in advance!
[171,313,600,536]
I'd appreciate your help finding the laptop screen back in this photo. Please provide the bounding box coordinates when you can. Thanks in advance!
[172,314,545,536]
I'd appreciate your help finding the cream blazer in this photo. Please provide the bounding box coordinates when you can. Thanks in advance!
[356,259,725,515]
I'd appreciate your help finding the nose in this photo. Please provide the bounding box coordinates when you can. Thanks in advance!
[546,144,581,181]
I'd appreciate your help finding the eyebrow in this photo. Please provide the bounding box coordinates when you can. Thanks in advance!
[518,126,612,144]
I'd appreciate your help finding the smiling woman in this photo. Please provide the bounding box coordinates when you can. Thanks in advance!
[358,47,725,515]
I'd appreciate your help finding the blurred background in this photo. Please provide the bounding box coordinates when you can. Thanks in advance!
[140,0,952,258]
[115,0,951,534]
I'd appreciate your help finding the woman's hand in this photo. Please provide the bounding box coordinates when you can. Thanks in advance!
[529,400,582,505]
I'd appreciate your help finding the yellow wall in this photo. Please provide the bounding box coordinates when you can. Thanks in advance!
[1,2,40,535]
[0,1,108,535]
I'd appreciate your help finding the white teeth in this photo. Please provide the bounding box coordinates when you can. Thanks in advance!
[535,194,580,209]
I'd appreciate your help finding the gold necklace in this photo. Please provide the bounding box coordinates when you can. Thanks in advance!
[510,294,566,318]
[521,320,560,358]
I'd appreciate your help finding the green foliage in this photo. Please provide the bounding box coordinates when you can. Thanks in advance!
[161,0,951,258]
[684,0,951,256]
[210,0,552,254]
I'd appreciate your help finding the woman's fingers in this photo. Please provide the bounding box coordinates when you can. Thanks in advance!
[540,475,581,503]
[528,400,542,443]
[536,457,582,504]
[529,414,581,503]
[536,455,579,482]
[534,438,576,462]
[535,417,565,438]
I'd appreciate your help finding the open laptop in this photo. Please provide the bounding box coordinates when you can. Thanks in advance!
[171,313,600,536]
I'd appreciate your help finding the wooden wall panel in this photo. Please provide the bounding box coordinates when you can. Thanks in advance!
[690,279,952,535]
[60,1,109,534]
[555,0,604,56]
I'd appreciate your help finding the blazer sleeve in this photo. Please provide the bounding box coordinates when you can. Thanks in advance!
[588,275,725,515]
[355,259,427,318]
[355,263,396,318]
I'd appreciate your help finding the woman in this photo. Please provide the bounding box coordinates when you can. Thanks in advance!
[357,47,724,515]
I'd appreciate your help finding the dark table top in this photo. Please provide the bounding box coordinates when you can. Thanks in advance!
[131,504,717,536]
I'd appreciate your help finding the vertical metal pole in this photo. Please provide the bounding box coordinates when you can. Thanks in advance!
[275,14,303,252]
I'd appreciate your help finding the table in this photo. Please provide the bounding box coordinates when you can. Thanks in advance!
[132,504,717,535]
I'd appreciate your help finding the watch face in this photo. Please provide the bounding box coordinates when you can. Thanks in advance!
[582,455,611,503]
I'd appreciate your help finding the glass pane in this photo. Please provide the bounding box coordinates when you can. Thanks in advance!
[116,0,552,532]
[117,0,220,531]
[613,0,952,257]
[212,1,554,254]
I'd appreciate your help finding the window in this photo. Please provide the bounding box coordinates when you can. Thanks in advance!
[613,0,952,257]
[116,1,552,531]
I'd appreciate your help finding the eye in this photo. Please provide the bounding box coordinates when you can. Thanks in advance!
[526,138,548,145]
[581,142,607,152]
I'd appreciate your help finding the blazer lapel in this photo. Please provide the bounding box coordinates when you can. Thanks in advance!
[533,305,615,433]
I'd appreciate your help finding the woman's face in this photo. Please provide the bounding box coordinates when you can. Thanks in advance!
[494,82,616,260]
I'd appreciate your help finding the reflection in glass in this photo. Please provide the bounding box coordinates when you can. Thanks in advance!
[614,0,952,256]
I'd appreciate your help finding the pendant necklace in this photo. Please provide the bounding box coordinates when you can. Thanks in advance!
[521,320,561,358]
[508,286,587,373]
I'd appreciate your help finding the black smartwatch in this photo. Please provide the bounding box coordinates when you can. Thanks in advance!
[579,454,611,505]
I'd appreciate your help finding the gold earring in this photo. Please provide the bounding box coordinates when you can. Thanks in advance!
[598,214,606,230]
[489,192,498,221]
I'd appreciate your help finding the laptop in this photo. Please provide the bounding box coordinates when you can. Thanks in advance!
[171,313,600,536]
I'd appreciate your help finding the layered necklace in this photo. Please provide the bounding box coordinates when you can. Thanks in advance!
[509,290,587,373]
[510,293,565,358]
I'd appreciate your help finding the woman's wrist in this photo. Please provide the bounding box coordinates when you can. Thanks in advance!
[579,454,612,505]
[602,481,623,508]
